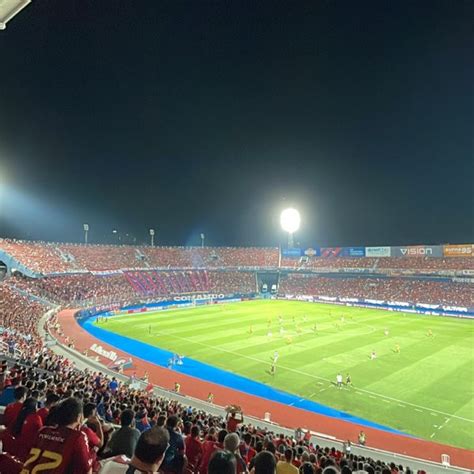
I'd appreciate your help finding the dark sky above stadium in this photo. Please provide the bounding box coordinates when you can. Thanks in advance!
[0,1,472,248]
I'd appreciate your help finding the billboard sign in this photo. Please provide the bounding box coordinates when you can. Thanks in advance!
[443,244,473,257]
[282,248,303,258]
[365,246,391,257]
[343,247,366,257]
[391,246,443,257]
[304,247,321,257]
[321,247,343,257]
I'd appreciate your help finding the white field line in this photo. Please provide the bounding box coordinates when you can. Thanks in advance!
[152,328,474,424]
[431,418,451,439]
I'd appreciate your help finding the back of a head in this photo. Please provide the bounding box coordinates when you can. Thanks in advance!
[253,450,276,474]
[14,386,27,401]
[134,427,170,465]
[224,432,240,452]
[301,462,316,474]
[166,415,179,429]
[53,397,83,427]
[217,429,228,444]
[322,467,340,474]
[208,450,236,474]
[121,409,134,427]
[83,402,96,418]
[45,392,60,407]
[284,448,293,462]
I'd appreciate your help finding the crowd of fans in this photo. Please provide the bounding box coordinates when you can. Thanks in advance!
[0,239,280,273]
[0,283,48,360]
[2,239,473,275]
[7,271,256,307]
[279,275,474,308]
[280,256,474,272]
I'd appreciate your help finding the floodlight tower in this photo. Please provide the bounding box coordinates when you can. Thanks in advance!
[0,0,31,30]
[83,223,89,244]
[280,208,300,248]
[149,228,155,246]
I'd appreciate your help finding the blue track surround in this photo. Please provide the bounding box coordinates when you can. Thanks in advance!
[79,312,409,437]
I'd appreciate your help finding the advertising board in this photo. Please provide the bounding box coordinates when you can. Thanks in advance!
[321,247,343,257]
[304,247,321,257]
[282,248,303,258]
[391,245,443,257]
[443,244,473,257]
[365,246,391,257]
[343,247,366,257]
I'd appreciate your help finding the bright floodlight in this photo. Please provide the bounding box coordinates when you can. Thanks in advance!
[280,208,301,234]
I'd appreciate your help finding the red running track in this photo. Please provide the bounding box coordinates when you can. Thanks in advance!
[57,310,473,470]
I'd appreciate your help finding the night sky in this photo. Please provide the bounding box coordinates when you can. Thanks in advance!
[0,1,472,247]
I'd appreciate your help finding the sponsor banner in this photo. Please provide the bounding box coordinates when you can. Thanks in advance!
[321,247,343,257]
[453,277,474,284]
[304,247,321,257]
[391,245,443,257]
[365,246,391,257]
[282,248,303,258]
[90,343,118,362]
[343,247,366,257]
[443,244,473,257]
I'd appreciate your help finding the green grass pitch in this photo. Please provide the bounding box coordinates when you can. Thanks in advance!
[95,300,474,449]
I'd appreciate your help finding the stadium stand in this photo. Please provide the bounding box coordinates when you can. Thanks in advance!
[7,270,256,306]
[0,240,473,473]
[278,275,474,307]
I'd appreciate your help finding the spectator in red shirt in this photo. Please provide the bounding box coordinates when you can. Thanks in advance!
[10,397,43,461]
[185,425,203,471]
[37,392,60,424]
[81,402,104,472]
[199,429,227,474]
[3,386,27,429]
[226,410,244,433]
[21,397,92,474]
[240,432,257,464]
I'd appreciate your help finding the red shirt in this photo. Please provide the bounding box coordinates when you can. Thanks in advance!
[4,401,23,428]
[37,407,49,424]
[17,413,43,460]
[199,440,222,474]
[226,415,241,433]
[185,435,203,469]
[81,425,101,471]
[21,425,92,474]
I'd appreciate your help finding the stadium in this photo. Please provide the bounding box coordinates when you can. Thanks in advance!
[0,237,472,472]
[1,1,473,473]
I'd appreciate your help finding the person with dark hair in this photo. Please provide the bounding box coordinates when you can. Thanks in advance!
[4,385,27,428]
[11,397,43,461]
[107,409,141,457]
[99,427,170,473]
[37,391,60,424]
[301,462,316,474]
[82,402,104,472]
[160,415,186,473]
[208,450,237,474]
[20,397,92,474]
[251,450,277,474]
[199,429,227,474]
[185,425,203,471]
